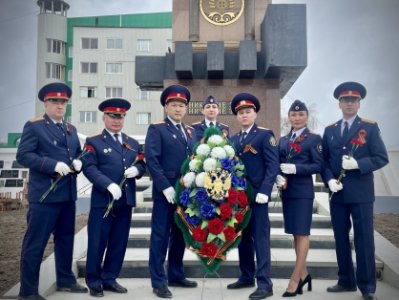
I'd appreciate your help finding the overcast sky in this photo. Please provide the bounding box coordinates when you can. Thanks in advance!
[0,0,398,147]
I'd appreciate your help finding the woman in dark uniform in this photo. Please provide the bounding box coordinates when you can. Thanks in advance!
[277,100,323,297]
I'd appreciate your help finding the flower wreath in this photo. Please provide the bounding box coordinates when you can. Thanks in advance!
[174,127,253,274]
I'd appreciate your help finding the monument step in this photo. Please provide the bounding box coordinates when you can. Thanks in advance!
[130,212,331,228]
[77,248,382,280]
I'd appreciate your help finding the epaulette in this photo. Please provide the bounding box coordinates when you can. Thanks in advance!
[89,133,102,138]
[219,122,229,127]
[309,131,321,136]
[327,122,338,128]
[152,120,165,125]
[30,117,44,123]
[191,121,201,125]
[257,126,271,131]
[361,118,376,124]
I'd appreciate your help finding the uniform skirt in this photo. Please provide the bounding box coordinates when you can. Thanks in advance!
[282,197,314,235]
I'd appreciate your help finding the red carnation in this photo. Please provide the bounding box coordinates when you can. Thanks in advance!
[235,212,244,223]
[200,242,218,257]
[223,226,236,241]
[289,142,302,153]
[208,218,225,235]
[351,138,364,146]
[193,226,208,242]
[220,203,233,220]
[84,144,95,153]
[237,191,248,208]
[228,189,238,204]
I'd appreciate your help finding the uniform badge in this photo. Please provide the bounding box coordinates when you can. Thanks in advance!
[104,147,112,153]
[317,143,322,153]
[53,140,57,145]
[243,144,258,154]
[269,136,277,147]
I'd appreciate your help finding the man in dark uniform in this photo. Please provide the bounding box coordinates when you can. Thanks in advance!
[16,82,88,300]
[191,95,229,140]
[145,85,198,298]
[81,98,146,297]
[227,93,279,299]
[322,82,389,300]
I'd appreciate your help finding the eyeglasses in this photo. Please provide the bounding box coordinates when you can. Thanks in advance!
[106,113,125,119]
[47,98,68,104]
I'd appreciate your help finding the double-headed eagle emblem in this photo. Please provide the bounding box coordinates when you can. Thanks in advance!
[200,0,244,26]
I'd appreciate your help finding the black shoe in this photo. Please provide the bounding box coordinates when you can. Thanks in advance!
[153,285,172,298]
[249,288,273,299]
[327,284,357,293]
[282,279,303,297]
[89,286,104,297]
[168,278,198,288]
[299,274,312,292]
[363,293,377,300]
[56,282,88,293]
[103,282,128,293]
[18,295,47,300]
[227,280,255,289]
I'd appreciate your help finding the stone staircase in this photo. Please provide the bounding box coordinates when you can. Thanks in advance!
[76,194,384,280]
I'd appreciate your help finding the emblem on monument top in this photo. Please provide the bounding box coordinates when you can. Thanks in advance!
[200,0,245,26]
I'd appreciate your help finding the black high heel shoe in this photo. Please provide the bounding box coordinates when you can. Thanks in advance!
[299,274,312,292]
[282,279,303,297]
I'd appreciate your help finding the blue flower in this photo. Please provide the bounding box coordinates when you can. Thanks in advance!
[231,174,240,187]
[185,214,201,226]
[179,189,191,207]
[239,178,247,189]
[220,158,233,172]
[195,187,208,204]
[200,202,216,219]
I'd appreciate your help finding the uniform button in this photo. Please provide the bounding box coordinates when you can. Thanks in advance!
[124,167,127,169]
[123,158,126,161]
[70,157,72,160]
[343,146,346,150]
[239,153,242,156]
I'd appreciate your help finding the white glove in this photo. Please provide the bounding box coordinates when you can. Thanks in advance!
[276,175,287,188]
[72,159,82,172]
[342,155,359,170]
[55,162,71,176]
[162,187,176,204]
[328,179,343,193]
[280,163,296,174]
[107,183,122,200]
[124,166,139,178]
[255,193,269,204]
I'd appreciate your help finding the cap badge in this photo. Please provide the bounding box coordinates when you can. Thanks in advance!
[295,105,299,110]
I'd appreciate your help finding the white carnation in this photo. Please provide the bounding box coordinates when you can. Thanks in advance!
[196,144,211,156]
[210,146,227,159]
[183,172,196,188]
[224,145,235,159]
[207,135,224,146]
[203,158,217,172]
[189,159,202,172]
[195,172,205,187]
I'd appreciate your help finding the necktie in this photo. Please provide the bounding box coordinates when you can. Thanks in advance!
[176,124,186,141]
[209,122,214,127]
[56,123,66,139]
[113,133,122,148]
[342,121,349,141]
[239,131,247,144]
[290,132,297,141]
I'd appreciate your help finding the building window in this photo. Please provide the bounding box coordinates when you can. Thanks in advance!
[0,160,3,168]
[81,62,98,74]
[137,39,152,52]
[45,63,65,80]
[80,86,97,98]
[137,89,149,100]
[106,63,122,74]
[47,39,65,54]
[106,87,123,98]
[5,179,23,187]
[136,113,151,125]
[0,170,19,178]
[80,111,97,123]
[68,46,73,58]
[81,38,98,49]
[107,38,123,49]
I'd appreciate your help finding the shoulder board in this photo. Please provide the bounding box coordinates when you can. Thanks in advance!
[309,131,321,136]
[191,121,201,125]
[361,118,376,124]
[30,117,44,123]
[185,125,194,130]
[327,122,338,128]
[257,126,271,131]
[218,122,229,127]
[152,120,165,125]
[89,133,102,138]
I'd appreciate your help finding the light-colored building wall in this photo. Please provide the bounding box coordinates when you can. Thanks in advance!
[71,27,172,137]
